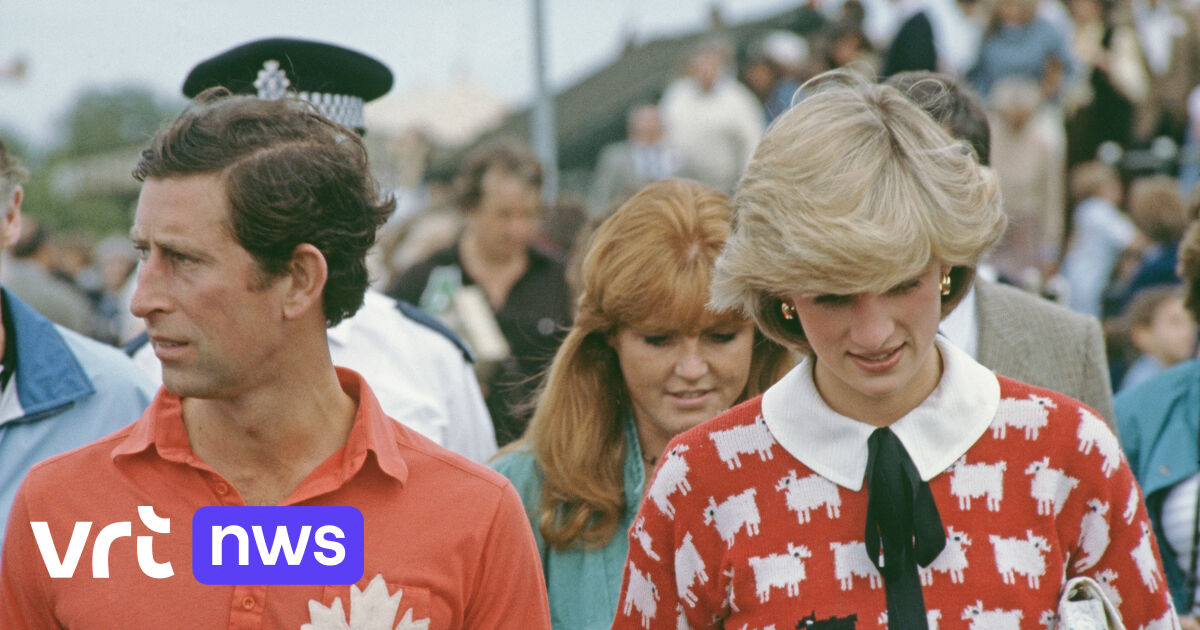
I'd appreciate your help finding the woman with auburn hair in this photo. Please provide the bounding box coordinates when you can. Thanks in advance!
[612,70,1175,629]
[491,178,791,629]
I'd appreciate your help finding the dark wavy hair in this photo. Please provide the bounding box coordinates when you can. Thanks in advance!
[885,71,991,166]
[133,87,395,326]
[1177,221,1200,321]
[454,139,542,211]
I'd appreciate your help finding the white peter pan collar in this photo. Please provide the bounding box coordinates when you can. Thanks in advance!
[761,337,999,491]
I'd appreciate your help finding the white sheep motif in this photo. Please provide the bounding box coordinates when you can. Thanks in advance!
[675,604,692,630]
[1132,522,1162,593]
[829,540,883,590]
[950,457,1006,511]
[993,394,1056,440]
[961,601,1023,630]
[1075,499,1111,571]
[920,526,971,585]
[720,567,738,614]
[1076,408,1121,477]
[674,532,708,607]
[878,609,941,629]
[647,444,691,517]
[1095,568,1122,608]
[775,470,841,524]
[747,542,811,603]
[1025,457,1079,516]
[1038,610,1057,629]
[990,529,1051,589]
[633,517,661,561]
[1139,609,1176,630]
[623,561,659,629]
[709,414,776,470]
[1124,486,1140,525]
[703,488,761,547]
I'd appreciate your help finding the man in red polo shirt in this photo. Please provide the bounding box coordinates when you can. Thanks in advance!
[0,87,550,628]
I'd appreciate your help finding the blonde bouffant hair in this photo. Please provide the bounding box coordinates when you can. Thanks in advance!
[710,70,1007,355]
[512,178,792,550]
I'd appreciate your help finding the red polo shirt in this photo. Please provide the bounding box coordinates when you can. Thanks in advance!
[1,368,550,629]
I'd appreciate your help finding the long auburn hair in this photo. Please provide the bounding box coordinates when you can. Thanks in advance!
[508,178,792,550]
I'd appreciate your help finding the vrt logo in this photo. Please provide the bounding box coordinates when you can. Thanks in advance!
[31,506,173,579]
[192,506,364,585]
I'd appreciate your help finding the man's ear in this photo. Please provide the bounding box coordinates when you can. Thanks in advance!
[2,185,22,250]
[280,243,328,321]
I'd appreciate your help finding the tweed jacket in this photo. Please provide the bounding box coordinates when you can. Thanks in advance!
[975,280,1115,424]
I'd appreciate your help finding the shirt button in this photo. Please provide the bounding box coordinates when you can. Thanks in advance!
[215,482,229,495]
[241,596,255,610]
[1160,465,1171,476]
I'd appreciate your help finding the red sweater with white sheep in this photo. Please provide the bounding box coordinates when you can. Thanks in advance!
[611,376,1176,630]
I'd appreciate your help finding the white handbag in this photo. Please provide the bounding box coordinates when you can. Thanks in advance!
[1057,576,1126,630]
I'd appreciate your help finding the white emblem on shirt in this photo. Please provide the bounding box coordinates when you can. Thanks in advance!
[1075,499,1111,571]
[920,526,971,585]
[775,470,841,524]
[990,529,1051,589]
[301,573,430,630]
[647,444,691,518]
[1025,457,1079,516]
[703,488,761,547]
[709,415,775,470]
[623,561,659,629]
[992,394,1055,440]
[950,457,1006,511]
[1076,408,1122,477]
[829,540,883,590]
[747,542,810,603]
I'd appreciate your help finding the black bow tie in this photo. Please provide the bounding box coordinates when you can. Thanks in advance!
[864,427,946,629]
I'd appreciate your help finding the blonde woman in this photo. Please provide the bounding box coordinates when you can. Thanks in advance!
[612,71,1175,629]
[491,179,791,629]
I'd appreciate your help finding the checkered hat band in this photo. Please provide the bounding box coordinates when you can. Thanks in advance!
[297,92,365,129]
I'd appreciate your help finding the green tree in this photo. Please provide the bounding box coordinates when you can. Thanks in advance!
[59,85,180,156]
[31,84,183,236]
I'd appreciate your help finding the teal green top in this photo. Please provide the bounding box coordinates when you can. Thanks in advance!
[490,415,646,630]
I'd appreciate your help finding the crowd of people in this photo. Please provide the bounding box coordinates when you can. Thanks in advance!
[4,3,1200,625]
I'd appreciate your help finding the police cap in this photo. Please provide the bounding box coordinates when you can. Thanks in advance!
[182,37,393,132]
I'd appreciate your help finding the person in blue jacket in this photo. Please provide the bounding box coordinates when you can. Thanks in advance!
[490,179,792,629]
[0,141,155,543]
[1116,217,1200,624]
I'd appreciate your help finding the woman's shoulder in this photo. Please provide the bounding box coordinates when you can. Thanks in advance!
[489,447,544,501]
[995,375,1096,410]
[993,375,1115,450]
[989,375,1125,480]
[1116,358,1200,408]
[1114,358,1200,432]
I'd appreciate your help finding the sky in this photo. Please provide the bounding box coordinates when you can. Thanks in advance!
[1,0,797,149]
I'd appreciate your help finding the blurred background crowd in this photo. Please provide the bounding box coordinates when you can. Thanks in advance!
[5,0,1200,415]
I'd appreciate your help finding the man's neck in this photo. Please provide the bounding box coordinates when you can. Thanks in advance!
[181,357,356,506]
[460,229,526,267]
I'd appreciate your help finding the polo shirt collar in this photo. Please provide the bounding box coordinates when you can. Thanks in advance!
[111,367,409,487]
[341,367,409,484]
[761,337,999,492]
